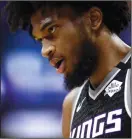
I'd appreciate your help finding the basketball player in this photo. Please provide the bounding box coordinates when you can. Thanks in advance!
[4,1,131,138]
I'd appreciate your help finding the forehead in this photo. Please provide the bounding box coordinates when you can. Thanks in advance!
[30,8,59,38]
[31,10,50,26]
[31,6,76,26]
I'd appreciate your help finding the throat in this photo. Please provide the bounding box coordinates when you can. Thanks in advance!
[89,81,96,90]
[89,47,131,89]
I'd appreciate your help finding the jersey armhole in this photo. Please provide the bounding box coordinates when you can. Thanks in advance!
[124,69,131,118]
[70,80,88,130]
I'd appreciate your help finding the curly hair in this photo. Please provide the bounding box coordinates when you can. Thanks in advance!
[4,1,130,34]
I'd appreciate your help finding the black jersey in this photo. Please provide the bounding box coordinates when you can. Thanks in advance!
[70,51,131,138]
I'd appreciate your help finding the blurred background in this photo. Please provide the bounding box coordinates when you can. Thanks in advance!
[0,1,131,138]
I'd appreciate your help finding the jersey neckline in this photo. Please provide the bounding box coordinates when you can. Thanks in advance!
[88,50,131,100]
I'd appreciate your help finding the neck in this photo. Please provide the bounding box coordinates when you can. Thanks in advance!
[89,31,131,88]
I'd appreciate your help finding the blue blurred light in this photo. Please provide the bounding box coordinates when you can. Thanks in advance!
[1,110,62,138]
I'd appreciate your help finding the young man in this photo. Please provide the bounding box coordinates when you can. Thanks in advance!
[4,1,131,138]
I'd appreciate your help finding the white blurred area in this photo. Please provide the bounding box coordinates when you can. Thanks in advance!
[1,110,62,138]
[1,50,66,138]
[5,51,65,93]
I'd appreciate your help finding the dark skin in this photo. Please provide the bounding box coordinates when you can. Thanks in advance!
[31,6,131,138]
[31,7,86,76]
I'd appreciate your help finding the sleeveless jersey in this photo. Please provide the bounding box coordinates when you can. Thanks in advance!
[70,51,131,138]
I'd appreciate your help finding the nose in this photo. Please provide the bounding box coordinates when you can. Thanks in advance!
[41,45,55,58]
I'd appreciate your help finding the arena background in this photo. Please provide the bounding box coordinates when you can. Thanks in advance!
[0,1,131,138]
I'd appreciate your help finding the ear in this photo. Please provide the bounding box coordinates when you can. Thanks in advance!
[83,7,103,31]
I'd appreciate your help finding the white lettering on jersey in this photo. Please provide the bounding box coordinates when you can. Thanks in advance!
[70,128,76,138]
[81,119,92,138]
[76,125,81,138]
[70,109,122,138]
[104,80,123,97]
[105,109,122,133]
[92,113,106,138]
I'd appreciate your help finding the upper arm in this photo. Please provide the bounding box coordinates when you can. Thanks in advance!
[62,88,79,138]
[62,93,72,138]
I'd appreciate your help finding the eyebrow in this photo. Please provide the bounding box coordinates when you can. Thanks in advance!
[31,18,54,40]
[40,18,54,31]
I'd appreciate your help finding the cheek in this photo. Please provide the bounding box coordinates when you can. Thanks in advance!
[56,25,82,62]
[55,25,83,73]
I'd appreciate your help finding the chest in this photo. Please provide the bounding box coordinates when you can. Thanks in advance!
[70,78,130,138]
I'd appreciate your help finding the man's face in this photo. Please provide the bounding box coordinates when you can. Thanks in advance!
[31,7,97,90]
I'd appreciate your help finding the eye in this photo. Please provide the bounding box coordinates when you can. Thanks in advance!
[48,26,56,34]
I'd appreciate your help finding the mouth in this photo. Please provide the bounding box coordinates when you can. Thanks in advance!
[50,58,65,74]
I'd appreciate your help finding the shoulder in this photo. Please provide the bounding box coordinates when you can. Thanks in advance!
[62,87,80,138]
[62,80,87,138]
[63,87,79,108]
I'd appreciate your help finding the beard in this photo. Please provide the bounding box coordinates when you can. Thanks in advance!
[64,41,98,91]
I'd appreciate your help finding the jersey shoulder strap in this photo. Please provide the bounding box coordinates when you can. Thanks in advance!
[124,68,131,118]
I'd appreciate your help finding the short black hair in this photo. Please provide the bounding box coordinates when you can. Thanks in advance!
[4,1,130,34]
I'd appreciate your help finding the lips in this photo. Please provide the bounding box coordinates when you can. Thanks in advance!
[50,58,65,74]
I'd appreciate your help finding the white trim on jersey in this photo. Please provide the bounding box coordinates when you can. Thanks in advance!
[89,67,121,100]
[124,69,131,118]
[89,51,131,100]
[70,80,88,131]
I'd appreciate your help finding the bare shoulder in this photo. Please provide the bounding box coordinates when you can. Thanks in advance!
[63,87,79,107]
[62,87,80,138]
